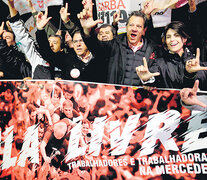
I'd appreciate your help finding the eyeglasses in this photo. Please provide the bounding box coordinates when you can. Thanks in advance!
[73,39,84,44]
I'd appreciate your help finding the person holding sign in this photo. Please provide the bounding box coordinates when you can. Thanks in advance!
[136,21,207,90]
[180,80,207,111]
[77,2,158,86]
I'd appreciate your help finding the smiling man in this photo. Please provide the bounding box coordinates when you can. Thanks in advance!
[78,9,157,86]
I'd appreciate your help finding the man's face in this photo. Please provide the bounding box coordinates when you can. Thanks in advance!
[48,36,62,53]
[73,33,89,57]
[98,26,113,41]
[126,16,146,46]
[2,31,15,47]
[38,127,44,140]
[63,105,73,118]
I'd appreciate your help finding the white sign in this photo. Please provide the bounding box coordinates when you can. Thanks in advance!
[95,0,144,33]
[95,0,178,33]
[2,0,63,15]
[152,8,172,28]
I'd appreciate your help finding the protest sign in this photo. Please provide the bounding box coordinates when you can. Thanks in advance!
[0,80,207,179]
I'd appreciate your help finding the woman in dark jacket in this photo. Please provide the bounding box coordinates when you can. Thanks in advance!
[136,21,207,90]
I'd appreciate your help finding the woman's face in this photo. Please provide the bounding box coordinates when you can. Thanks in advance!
[165,28,186,57]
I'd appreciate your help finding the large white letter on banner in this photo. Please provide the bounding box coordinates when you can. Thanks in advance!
[66,122,87,161]
[1,126,17,170]
[140,110,180,156]
[182,112,207,153]
[110,114,140,156]
[18,125,39,167]
[88,116,107,156]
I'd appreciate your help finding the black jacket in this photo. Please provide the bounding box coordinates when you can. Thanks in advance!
[149,48,205,89]
[188,3,207,63]
[0,39,31,79]
[36,29,74,79]
[82,29,156,86]
[36,30,107,82]
[67,52,108,83]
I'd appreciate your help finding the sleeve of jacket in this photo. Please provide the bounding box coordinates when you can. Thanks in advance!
[188,9,203,49]
[32,11,57,38]
[81,28,114,58]
[0,40,6,72]
[9,13,48,77]
[0,56,3,72]
[0,39,19,69]
[63,20,80,37]
[181,95,207,112]
[35,29,56,67]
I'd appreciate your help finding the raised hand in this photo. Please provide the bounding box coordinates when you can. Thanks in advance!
[7,0,18,17]
[136,57,160,82]
[180,80,206,108]
[186,48,207,73]
[142,0,157,18]
[36,8,52,30]
[59,3,70,23]
[112,9,123,26]
[8,0,15,8]
[82,0,94,9]
[77,2,103,36]
[27,0,36,13]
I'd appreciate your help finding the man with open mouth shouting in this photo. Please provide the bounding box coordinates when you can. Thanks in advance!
[77,3,157,86]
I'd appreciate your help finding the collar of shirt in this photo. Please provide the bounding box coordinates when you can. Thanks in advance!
[128,39,144,53]
[77,52,93,64]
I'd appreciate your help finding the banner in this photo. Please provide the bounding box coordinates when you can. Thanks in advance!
[175,0,207,8]
[2,0,63,15]
[96,0,143,33]
[0,80,207,179]
[95,0,178,33]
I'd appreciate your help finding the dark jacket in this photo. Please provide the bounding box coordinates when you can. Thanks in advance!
[68,52,108,83]
[36,30,106,82]
[188,3,207,63]
[36,29,73,79]
[81,29,156,86]
[149,48,205,89]
[0,39,31,79]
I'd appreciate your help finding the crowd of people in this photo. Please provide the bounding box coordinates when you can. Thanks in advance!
[0,79,188,179]
[0,0,207,179]
[0,0,206,90]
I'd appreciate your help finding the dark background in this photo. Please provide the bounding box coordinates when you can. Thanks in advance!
[0,0,97,29]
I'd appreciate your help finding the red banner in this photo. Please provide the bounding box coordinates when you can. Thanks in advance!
[0,80,207,179]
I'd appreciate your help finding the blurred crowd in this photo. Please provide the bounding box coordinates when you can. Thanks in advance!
[0,0,206,90]
[0,80,189,180]
[0,0,207,179]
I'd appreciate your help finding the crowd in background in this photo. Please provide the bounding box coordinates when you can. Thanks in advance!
[0,0,206,90]
[0,0,207,179]
[0,80,189,179]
